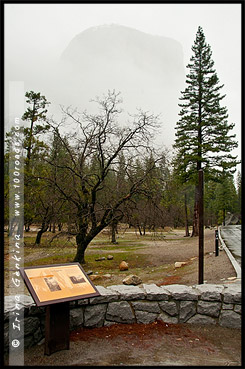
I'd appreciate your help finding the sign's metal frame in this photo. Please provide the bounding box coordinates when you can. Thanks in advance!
[19,262,100,306]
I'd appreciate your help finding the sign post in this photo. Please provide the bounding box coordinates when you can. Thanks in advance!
[20,263,100,355]
[45,302,70,355]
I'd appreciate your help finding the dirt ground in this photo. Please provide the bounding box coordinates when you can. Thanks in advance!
[90,228,238,287]
[5,228,238,297]
[22,321,241,366]
[5,228,241,366]
[140,228,238,286]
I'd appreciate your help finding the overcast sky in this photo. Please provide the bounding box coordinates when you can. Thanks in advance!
[5,3,242,168]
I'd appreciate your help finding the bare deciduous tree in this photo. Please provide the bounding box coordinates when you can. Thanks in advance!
[45,90,161,263]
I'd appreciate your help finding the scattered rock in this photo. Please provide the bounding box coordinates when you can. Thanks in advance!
[95,257,106,261]
[119,261,129,271]
[174,261,187,268]
[123,275,142,286]
[103,274,112,278]
[86,270,93,275]
[90,275,103,281]
[90,274,112,281]
[107,255,114,260]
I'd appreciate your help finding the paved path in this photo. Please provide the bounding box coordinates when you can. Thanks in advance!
[220,225,241,266]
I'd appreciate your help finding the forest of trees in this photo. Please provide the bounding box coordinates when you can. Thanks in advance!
[4,27,241,264]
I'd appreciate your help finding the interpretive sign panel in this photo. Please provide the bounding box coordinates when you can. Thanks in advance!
[20,262,100,306]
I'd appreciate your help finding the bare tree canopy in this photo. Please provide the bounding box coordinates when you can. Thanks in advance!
[44,90,163,263]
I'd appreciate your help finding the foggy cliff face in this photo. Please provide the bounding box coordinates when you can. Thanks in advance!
[60,24,184,82]
[55,24,185,145]
[6,24,185,147]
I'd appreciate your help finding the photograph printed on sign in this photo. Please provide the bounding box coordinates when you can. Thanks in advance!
[44,277,62,292]
[69,275,86,284]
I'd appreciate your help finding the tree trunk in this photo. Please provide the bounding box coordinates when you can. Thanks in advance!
[192,185,199,237]
[184,192,190,237]
[35,206,50,244]
[35,222,49,245]
[74,233,87,264]
[74,229,99,264]
[137,224,143,236]
[111,220,118,244]
[9,219,15,236]
[17,218,24,238]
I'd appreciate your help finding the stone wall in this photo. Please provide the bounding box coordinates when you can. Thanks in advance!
[4,283,241,352]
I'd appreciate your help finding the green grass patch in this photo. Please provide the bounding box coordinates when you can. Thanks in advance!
[81,251,149,272]
[23,246,149,273]
[163,238,191,242]
[24,252,75,267]
[90,244,146,252]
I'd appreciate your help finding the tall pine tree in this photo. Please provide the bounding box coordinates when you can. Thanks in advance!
[174,26,238,235]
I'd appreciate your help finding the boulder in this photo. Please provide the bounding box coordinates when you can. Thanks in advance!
[86,270,93,275]
[103,274,112,278]
[119,261,129,271]
[90,275,102,281]
[95,257,106,261]
[174,261,187,268]
[107,255,114,260]
[123,275,142,286]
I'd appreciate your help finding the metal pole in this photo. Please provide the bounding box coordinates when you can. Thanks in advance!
[215,229,219,256]
[198,169,204,284]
